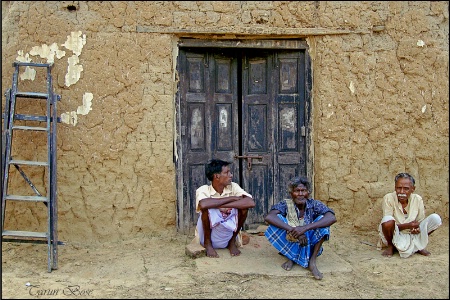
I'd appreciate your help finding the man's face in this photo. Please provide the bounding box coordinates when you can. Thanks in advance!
[290,183,309,205]
[395,177,415,202]
[215,165,233,186]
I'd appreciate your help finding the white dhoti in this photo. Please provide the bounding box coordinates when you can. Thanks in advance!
[196,208,241,249]
[378,213,442,258]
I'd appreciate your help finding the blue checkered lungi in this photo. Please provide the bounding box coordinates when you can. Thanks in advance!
[264,214,330,268]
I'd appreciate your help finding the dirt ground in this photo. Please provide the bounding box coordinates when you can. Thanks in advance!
[2,220,449,299]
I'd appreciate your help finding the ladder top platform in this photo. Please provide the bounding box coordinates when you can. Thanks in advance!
[13,62,53,68]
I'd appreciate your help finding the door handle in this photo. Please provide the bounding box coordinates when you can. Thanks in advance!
[234,155,263,170]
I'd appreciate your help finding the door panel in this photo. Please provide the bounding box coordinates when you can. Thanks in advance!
[177,49,240,231]
[273,51,307,203]
[177,47,308,232]
[241,52,274,224]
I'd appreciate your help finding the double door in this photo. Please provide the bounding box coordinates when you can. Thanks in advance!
[176,45,311,232]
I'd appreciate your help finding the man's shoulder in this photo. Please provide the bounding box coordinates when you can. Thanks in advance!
[196,184,211,192]
[383,191,396,200]
[410,193,423,201]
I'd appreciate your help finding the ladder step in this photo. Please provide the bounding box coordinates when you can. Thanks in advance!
[15,92,49,99]
[2,230,48,239]
[13,61,53,68]
[9,159,48,166]
[13,114,61,123]
[13,114,48,122]
[5,195,48,202]
[2,238,65,245]
[12,125,48,131]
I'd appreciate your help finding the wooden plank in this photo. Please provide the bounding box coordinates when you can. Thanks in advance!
[137,25,370,37]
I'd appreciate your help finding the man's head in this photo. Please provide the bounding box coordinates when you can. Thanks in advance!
[205,159,233,185]
[394,172,416,202]
[288,176,311,204]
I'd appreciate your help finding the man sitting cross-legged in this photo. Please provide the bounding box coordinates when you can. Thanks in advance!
[195,159,255,258]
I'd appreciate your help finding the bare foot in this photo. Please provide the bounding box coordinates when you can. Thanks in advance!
[308,262,323,280]
[228,242,241,256]
[281,259,294,271]
[205,245,219,258]
[417,249,431,256]
[382,245,395,257]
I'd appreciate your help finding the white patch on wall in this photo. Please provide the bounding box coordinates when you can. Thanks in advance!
[13,31,91,126]
[422,104,427,113]
[349,81,355,94]
[65,55,84,87]
[29,43,66,63]
[19,66,36,81]
[60,111,78,126]
[77,93,93,115]
[62,31,86,56]
[326,103,334,118]
[16,50,32,63]
[417,40,425,47]
[15,50,36,80]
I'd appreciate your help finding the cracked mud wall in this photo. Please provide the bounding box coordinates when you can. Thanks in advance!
[1,1,448,243]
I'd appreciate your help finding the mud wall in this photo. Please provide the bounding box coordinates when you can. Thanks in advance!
[1,1,448,242]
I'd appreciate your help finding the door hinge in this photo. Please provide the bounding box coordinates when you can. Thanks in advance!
[181,125,186,136]
[301,126,306,136]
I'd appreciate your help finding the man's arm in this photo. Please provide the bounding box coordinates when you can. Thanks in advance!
[198,195,255,210]
[264,209,291,231]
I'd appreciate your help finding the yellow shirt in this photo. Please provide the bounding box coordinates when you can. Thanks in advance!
[382,191,425,225]
[195,182,252,213]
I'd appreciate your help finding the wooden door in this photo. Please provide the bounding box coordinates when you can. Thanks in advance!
[176,46,310,233]
[241,50,308,225]
[176,48,240,232]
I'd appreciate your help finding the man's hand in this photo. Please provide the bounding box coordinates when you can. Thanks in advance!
[411,228,421,234]
[410,220,420,234]
[287,226,307,239]
[297,234,307,246]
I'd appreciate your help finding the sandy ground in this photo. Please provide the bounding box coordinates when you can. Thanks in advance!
[2,220,449,299]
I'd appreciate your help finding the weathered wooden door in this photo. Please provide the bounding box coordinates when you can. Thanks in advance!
[176,42,311,233]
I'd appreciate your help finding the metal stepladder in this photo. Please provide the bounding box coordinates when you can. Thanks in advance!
[1,61,62,272]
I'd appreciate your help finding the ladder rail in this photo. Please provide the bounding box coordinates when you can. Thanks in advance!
[2,67,20,231]
[1,89,12,231]
[2,61,61,272]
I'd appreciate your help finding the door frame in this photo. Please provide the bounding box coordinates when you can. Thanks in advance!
[174,38,313,234]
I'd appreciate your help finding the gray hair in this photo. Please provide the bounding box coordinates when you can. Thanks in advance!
[288,176,311,193]
[394,172,415,186]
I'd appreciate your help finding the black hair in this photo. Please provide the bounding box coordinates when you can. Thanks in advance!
[394,172,415,186]
[288,176,311,193]
[205,159,231,181]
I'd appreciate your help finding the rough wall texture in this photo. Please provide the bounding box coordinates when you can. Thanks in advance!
[2,1,448,243]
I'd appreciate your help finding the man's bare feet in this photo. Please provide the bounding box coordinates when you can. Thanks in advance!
[382,245,395,257]
[281,259,294,271]
[227,242,241,256]
[205,245,219,258]
[309,262,323,280]
[417,249,431,256]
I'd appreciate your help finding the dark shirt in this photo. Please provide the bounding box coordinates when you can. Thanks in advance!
[270,198,335,225]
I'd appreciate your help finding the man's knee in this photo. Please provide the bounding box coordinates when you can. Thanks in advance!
[381,219,395,231]
[429,213,442,224]
[238,208,249,218]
